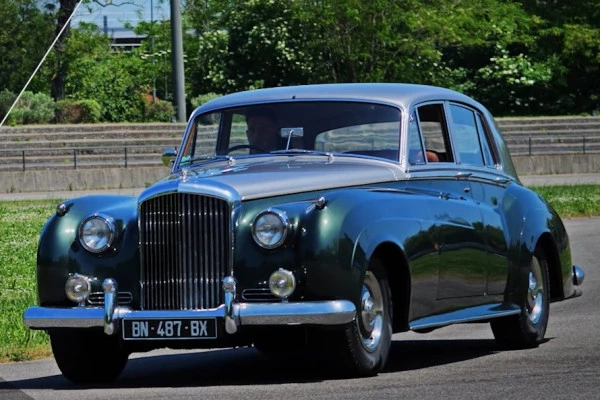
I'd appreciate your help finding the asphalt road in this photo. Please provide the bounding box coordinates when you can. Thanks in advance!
[0,217,598,400]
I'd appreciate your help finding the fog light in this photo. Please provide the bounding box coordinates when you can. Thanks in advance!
[269,269,296,299]
[65,274,91,304]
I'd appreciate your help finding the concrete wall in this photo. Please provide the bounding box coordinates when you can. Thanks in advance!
[0,167,169,194]
[512,154,600,175]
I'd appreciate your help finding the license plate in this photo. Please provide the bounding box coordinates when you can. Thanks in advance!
[122,318,217,340]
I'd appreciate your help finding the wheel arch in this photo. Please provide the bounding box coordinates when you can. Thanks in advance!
[536,232,564,301]
[370,242,411,333]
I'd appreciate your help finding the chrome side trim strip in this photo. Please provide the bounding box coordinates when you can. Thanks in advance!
[409,303,521,331]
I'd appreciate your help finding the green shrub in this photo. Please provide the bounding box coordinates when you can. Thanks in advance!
[6,92,54,125]
[144,99,175,122]
[55,99,102,123]
[0,89,17,122]
[190,93,221,109]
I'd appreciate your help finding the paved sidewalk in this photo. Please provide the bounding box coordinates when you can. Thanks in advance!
[0,187,144,201]
[1,173,599,202]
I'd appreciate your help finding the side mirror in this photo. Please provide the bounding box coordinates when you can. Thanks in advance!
[161,148,177,167]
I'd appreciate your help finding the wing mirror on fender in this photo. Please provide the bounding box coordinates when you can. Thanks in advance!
[161,148,177,167]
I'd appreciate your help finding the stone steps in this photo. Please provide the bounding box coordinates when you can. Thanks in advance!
[0,116,599,170]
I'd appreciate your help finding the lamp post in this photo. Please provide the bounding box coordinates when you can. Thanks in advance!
[151,0,156,103]
[170,0,186,122]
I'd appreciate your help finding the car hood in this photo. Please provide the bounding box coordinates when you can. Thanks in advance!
[141,154,405,201]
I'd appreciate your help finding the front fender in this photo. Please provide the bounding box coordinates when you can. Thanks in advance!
[303,188,435,306]
[37,195,139,307]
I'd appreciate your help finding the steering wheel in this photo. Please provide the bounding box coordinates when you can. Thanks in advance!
[226,144,267,154]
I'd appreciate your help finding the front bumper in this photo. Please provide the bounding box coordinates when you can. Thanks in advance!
[23,277,356,336]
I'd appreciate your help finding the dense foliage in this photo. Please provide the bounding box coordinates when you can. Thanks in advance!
[183,0,600,116]
[1,0,599,122]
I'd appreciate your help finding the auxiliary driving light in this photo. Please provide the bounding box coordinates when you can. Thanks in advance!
[269,268,296,299]
[65,274,91,304]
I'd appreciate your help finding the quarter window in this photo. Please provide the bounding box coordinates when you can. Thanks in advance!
[475,113,496,166]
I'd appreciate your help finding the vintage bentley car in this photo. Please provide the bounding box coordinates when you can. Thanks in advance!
[24,83,585,383]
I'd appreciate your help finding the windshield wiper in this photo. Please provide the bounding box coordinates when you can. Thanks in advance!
[270,149,332,156]
[179,155,233,166]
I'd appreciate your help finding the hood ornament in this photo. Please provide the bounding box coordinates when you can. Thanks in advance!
[182,167,190,181]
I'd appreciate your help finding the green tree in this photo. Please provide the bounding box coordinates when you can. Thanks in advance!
[0,1,55,94]
[518,0,600,114]
[63,23,150,122]
[184,0,314,93]
[130,19,173,102]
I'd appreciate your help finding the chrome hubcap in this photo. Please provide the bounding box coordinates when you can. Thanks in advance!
[358,271,384,352]
[527,257,544,324]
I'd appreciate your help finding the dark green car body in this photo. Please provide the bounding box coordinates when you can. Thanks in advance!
[24,83,584,382]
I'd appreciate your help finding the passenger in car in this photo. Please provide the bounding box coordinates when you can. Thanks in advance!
[245,109,279,153]
[426,151,439,162]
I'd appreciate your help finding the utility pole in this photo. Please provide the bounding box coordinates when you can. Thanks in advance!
[170,0,186,122]
[151,0,156,103]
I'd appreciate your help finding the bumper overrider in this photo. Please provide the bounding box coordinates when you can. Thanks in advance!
[23,277,357,337]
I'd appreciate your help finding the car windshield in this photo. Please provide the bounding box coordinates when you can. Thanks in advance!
[177,101,401,167]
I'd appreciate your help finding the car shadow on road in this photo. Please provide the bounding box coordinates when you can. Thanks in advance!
[1,336,536,390]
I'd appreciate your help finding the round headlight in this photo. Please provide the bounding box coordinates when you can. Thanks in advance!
[269,269,296,299]
[79,214,115,253]
[65,274,91,304]
[252,209,290,249]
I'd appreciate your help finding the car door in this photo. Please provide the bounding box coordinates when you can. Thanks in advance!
[445,103,510,297]
[406,103,488,300]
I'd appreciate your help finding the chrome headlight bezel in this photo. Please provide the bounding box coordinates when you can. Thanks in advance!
[251,208,291,249]
[78,214,116,254]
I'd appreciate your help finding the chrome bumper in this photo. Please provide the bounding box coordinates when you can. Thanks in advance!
[23,277,356,335]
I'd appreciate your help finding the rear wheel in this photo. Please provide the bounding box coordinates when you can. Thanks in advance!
[50,329,129,384]
[335,258,393,376]
[491,246,550,348]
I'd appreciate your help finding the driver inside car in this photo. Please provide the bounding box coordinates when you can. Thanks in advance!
[245,109,279,153]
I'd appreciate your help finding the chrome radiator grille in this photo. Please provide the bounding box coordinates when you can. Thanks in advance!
[139,193,230,310]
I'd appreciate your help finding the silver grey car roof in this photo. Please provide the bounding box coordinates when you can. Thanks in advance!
[193,83,486,115]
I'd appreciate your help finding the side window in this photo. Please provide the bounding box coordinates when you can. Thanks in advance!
[416,104,453,163]
[448,104,484,167]
[475,113,495,166]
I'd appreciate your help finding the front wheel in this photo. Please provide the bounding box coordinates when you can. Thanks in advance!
[491,246,550,348]
[335,258,393,376]
[50,329,129,384]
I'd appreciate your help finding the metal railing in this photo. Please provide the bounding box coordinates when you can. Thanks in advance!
[1,135,600,171]
[504,135,600,156]
[0,145,169,171]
